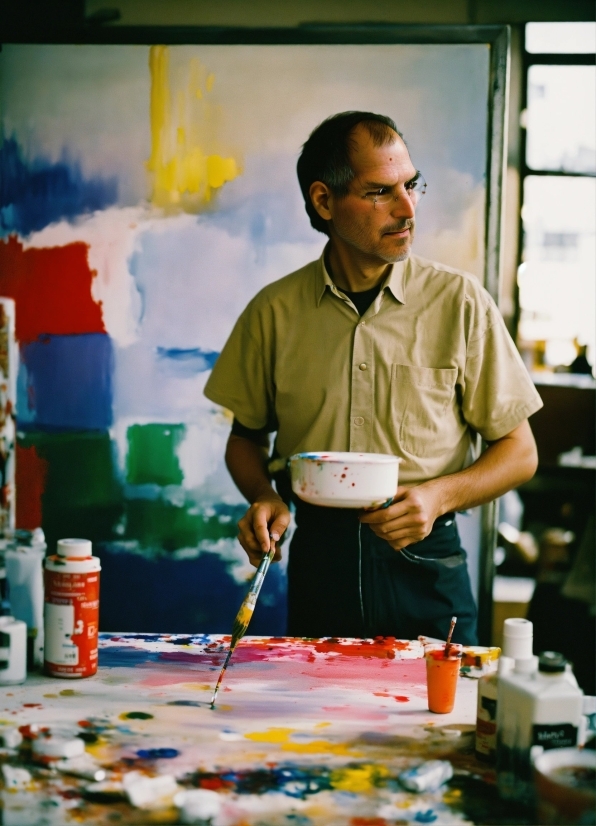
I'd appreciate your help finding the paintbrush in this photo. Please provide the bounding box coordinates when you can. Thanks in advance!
[443,616,457,658]
[210,537,277,708]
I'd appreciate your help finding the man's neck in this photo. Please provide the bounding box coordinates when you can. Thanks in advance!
[326,241,392,293]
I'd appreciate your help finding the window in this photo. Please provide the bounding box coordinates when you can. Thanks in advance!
[517,23,596,373]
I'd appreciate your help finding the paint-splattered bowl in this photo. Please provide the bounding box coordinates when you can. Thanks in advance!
[289,452,400,508]
[533,748,596,825]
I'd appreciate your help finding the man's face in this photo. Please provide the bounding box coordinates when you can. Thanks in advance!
[327,126,419,264]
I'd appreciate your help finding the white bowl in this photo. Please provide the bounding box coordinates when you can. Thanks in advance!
[289,451,400,508]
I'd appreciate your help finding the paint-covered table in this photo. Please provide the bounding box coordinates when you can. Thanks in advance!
[0,634,532,825]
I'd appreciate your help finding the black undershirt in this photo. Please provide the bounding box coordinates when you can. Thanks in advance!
[339,283,382,316]
[231,281,382,444]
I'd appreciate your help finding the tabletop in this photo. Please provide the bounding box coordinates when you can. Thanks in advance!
[0,634,532,825]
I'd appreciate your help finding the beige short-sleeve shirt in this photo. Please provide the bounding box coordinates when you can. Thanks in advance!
[204,252,543,485]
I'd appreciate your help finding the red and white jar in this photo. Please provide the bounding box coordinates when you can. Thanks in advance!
[44,539,101,678]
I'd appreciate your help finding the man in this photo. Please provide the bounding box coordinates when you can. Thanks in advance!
[204,111,542,644]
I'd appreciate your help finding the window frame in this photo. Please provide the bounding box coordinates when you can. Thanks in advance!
[515,29,596,342]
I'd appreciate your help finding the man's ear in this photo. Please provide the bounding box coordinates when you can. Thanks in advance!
[309,181,332,223]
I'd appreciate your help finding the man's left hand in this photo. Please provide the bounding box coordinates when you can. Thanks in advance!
[359,485,442,550]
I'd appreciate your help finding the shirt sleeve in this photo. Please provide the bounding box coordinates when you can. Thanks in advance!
[203,300,276,431]
[462,290,543,441]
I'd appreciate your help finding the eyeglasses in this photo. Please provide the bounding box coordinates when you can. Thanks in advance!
[363,172,427,209]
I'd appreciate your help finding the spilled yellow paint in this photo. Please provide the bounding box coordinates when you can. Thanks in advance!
[314,721,331,729]
[244,727,360,756]
[181,682,212,692]
[245,727,295,744]
[147,45,240,210]
[330,764,389,793]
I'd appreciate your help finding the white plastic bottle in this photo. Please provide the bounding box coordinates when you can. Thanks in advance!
[0,600,27,684]
[497,649,584,805]
[475,617,532,763]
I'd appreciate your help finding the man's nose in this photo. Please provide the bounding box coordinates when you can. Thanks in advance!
[390,189,416,220]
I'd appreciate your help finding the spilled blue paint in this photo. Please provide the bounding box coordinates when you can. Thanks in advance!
[18,333,114,431]
[415,811,438,823]
[0,135,117,236]
[136,748,179,759]
[156,346,219,375]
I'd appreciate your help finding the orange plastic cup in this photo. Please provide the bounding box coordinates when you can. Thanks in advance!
[424,643,463,713]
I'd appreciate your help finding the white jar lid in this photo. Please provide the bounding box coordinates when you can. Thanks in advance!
[57,539,92,558]
[503,618,533,638]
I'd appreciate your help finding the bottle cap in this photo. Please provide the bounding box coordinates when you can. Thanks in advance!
[57,539,92,559]
[502,618,533,660]
[538,651,567,673]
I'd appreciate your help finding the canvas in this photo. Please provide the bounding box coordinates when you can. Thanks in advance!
[0,634,519,826]
[0,42,490,633]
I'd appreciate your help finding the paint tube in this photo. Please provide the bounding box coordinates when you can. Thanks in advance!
[56,754,106,782]
[32,733,85,761]
[399,760,453,792]
[0,725,22,749]
[44,538,101,678]
[122,771,178,808]
[5,530,46,669]
[1,765,31,790]
[0,601,27,685]
[174,789,222,824]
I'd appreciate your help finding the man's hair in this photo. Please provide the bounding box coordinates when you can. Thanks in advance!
[297,111,403,236]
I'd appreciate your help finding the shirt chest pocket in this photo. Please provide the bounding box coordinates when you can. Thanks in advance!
[391,364,459,457]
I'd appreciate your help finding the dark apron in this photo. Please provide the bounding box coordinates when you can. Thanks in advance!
[287,502,478,644]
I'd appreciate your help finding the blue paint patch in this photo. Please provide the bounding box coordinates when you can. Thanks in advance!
[136,748,179,759]
[166,700,203,707]
[98,646,161,668]
[18,333,114,431]
[95,543,287,635]
[156,347,219,375]
[415,811,438,823]
[0,135,118,236]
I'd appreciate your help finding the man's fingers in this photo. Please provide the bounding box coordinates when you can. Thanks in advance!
[360,499,411,524]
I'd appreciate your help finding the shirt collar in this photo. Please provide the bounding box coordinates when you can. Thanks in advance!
[315,247,407,306]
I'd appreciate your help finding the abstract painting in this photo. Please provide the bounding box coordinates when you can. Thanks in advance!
[0,42,490,632]
[0,634,516,826]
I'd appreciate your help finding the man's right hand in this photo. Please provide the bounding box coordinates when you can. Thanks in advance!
[237,495,291,567]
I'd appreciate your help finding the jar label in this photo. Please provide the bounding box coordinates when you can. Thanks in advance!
[532,723,578,750]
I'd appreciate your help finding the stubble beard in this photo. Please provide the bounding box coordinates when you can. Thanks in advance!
[332,218,416,265]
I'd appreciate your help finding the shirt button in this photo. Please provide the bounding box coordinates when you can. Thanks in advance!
[359,363,367,371]
[353,416,365,426]
[359,320,366,326]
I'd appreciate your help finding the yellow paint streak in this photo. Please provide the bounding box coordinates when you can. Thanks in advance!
[281,740,359,756]
[147,45,239,211]
[181,683,212,691]
[314,721,331,729]
[244,727,359,756]
[245,727,295,744]
[236,602,254,627]
[330,764,389,793]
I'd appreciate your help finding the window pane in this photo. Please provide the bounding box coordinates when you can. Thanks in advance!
[518,176,596,368]
[526,65,596,173]
[526,22,596,54]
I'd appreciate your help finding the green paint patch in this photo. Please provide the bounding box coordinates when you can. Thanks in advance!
[17,431,123,551]
[59,689,83,697]
[126,423,185,486]
[124,499,240,551]
[120,711,153,720]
